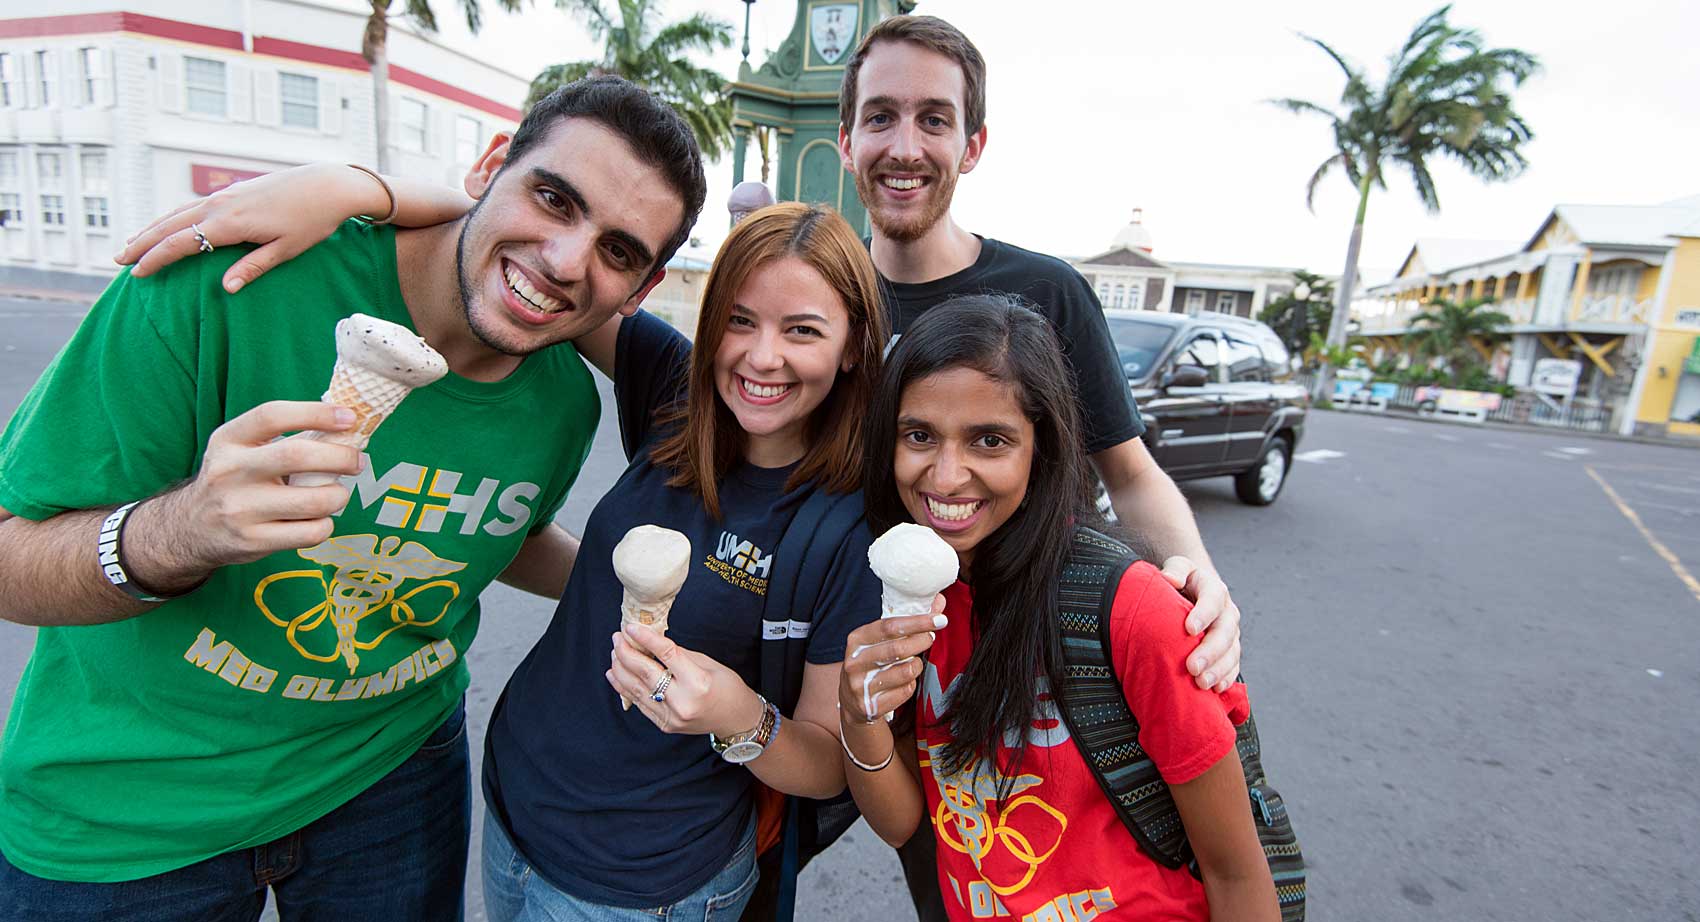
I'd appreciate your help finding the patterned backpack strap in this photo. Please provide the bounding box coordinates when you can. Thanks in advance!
[1052,526,1193,869]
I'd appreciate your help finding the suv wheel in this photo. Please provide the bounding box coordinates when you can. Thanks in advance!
[1234,437,1291,506]
[1095,478,1117,523]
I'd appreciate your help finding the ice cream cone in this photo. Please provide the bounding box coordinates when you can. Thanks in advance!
[612,525,692,710]
[290,314,447,487]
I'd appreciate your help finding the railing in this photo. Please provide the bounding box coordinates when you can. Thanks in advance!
[1305,375,1614,433]
[1575,294,1654,324]
[1497,297,1535,324]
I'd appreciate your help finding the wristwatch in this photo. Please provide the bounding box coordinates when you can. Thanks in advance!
[711,695,779,765]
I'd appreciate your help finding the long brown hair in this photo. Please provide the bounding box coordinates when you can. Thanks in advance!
[649,202,887,518]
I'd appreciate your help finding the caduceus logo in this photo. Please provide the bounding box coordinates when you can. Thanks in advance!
[255,534,467,674]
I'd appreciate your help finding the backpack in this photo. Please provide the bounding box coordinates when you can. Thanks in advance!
[740,487,870,922]
[1050,526,1307,921]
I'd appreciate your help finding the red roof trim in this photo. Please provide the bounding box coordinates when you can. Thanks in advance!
[0,12,522,122]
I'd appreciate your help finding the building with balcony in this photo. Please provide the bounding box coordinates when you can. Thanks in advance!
[1072,209,1305,318]
[1353,194,1700,439]
[0,0,530,285]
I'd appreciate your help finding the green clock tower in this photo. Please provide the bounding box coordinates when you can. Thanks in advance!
[728,0,916,233]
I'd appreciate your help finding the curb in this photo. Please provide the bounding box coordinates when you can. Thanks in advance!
[0,287,97,307]
[1317,406,1700,451]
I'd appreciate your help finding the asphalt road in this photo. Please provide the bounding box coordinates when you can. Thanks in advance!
[2,293,1697,921]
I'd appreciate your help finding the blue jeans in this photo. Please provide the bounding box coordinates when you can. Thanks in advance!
[482,808,759,922]
[0,700,470,922]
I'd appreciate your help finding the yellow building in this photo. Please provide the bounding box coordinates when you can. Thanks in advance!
[1354,194,1700,438]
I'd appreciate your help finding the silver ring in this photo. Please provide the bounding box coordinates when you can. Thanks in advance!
[650,671,674,703]
[191,223,214,254]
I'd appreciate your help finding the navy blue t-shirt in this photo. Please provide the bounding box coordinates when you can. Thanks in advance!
[483,311,881,907]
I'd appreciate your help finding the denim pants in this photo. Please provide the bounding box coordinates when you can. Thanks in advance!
[482,808,759,922]
[0,700,471,922]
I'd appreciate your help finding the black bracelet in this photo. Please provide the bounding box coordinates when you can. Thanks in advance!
[97,501,183,603]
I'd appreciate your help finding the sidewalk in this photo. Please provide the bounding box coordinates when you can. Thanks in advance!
[1319,404,1700,451]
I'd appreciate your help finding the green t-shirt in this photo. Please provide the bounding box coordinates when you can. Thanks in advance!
[0,220,599,882]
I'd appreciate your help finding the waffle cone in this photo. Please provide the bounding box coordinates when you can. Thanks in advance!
[619,591,676,710]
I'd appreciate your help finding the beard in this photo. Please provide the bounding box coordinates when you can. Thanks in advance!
[854,163,958,243]
[453,195,529,357]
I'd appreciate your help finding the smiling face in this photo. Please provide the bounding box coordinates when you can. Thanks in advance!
[893,366,1035,568]
[454,117,684,357]
[838,40,985,243]
[712,256,856,468]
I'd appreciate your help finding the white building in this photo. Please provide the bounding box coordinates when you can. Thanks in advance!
[1072,210,1307,319]
[0,0,530,287]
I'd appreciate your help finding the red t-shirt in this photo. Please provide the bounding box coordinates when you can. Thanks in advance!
[916,563,1251,922]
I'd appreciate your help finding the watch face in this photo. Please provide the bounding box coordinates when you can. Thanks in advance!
[722,741,765,764]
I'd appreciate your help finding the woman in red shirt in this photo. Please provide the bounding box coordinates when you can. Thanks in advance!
[838,295,1280,921]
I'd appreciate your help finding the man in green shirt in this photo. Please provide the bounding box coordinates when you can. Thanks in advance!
[0,76,705,920]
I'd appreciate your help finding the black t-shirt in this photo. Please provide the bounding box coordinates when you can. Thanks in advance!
[482,312,880,907]
[880,236,1146,454]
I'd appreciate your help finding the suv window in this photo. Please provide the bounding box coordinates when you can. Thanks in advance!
[1256,331,1293,381]
[1172,334,1222,383]
[1106,317,1177,381]
[1223,333,1268,383]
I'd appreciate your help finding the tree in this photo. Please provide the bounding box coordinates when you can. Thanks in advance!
[1274,5,1538,400]
[1407,296,1512,375]
[528,0,734,160]
[1258,269,1335,357]
[363,0,522,173]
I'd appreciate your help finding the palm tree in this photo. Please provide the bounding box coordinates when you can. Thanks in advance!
[1274,5,1539,400]
[1408,296,1512,374]
[527,0,734,160]
[363,0,522,173]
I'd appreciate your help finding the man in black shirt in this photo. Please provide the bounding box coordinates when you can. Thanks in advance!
[834,19,1247,919]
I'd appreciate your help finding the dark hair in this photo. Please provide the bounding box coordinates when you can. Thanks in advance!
[839,15,987,139]
[508,75,707,273]
[651,203,888,518]
[864,295,1099,797]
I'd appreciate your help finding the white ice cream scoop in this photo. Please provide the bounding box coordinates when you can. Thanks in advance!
[612,525,692,709]
[867,523,960,618]
[859,523,959,720]
[290,313,447,487]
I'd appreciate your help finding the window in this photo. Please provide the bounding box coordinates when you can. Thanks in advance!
[0,54,13,107]
[1173,334,1221,382]
[1097,282,1111,304]
[81,150,110,228]
[398,98,428,152]
[37,152,66,224]
[279,73,319,129]
[1223,333,1268,383]
[1127,282,1144,310]
[40,194,66,226]
[1215,291,1237,314]
[1184,290,1205,313]
[0,151,19,224]
[185,56,227,116]
[78,47,102,105]
[35,51,52,107]
[1113,284,1125,308]
[1256,331,1293,381]
[454,115,482,166]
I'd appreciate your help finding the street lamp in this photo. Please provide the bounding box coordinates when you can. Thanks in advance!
[741,0,755,63]
[1291,281,1312,356]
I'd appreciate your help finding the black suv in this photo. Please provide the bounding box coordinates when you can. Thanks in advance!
[1105,311,1308,506]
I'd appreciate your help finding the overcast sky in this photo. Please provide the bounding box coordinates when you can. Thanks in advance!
[432,0,1700,284]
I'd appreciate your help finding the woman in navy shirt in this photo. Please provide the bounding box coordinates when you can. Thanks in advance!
[479,202,888,920]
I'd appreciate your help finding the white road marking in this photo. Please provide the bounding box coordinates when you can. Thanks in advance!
[1488,442,1513,449]
[1543,451,1577,461]
[1294,449,1346,463]
[1647,669,1664,679]
[1641,482,1700,497]
[1382,426,1410,434]
[1434,433,1461,442]
[1559,447,1593,455]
